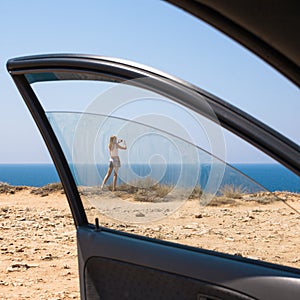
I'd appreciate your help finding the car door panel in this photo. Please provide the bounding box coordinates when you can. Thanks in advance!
[78,226,300,299]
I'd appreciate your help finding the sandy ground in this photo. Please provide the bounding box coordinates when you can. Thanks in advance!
[0,186,300,299]
[0,188,78,299]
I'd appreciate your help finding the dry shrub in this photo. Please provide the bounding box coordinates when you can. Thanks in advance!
[116,183,138,194]
[208,196,238,206]
[255,197,278,204]
[0,182,25,194]
[126,177,173,202]
[31,182,63,196]
[152,184,172,198]
[132,177,157,189]
[188,185,203,199]
[220,184,244,199]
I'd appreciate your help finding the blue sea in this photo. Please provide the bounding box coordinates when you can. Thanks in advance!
[0,163,299,193]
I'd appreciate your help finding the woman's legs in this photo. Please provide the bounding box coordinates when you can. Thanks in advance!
[101,166,113,190]
[112,167,119,191]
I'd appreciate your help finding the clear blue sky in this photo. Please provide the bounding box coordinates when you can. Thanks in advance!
[0,0,299,164]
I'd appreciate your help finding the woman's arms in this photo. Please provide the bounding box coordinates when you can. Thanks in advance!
[117,140,127,150]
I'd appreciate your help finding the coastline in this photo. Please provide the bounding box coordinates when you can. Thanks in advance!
[0,163,299,193]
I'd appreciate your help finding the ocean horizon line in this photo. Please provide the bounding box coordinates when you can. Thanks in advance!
[0,163,299,193]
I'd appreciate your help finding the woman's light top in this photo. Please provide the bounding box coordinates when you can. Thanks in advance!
[110,144,119,157]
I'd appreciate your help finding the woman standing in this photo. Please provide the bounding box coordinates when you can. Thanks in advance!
[101,135,127,191]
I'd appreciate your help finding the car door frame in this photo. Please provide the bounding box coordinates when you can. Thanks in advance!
[7,54,300,299]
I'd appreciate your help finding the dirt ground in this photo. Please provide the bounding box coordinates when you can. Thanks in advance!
[0,186,299,299]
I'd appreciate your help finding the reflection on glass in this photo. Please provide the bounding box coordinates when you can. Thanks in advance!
[47,111,269,223]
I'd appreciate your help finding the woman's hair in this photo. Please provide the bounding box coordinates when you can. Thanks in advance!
[109,135,117,151]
